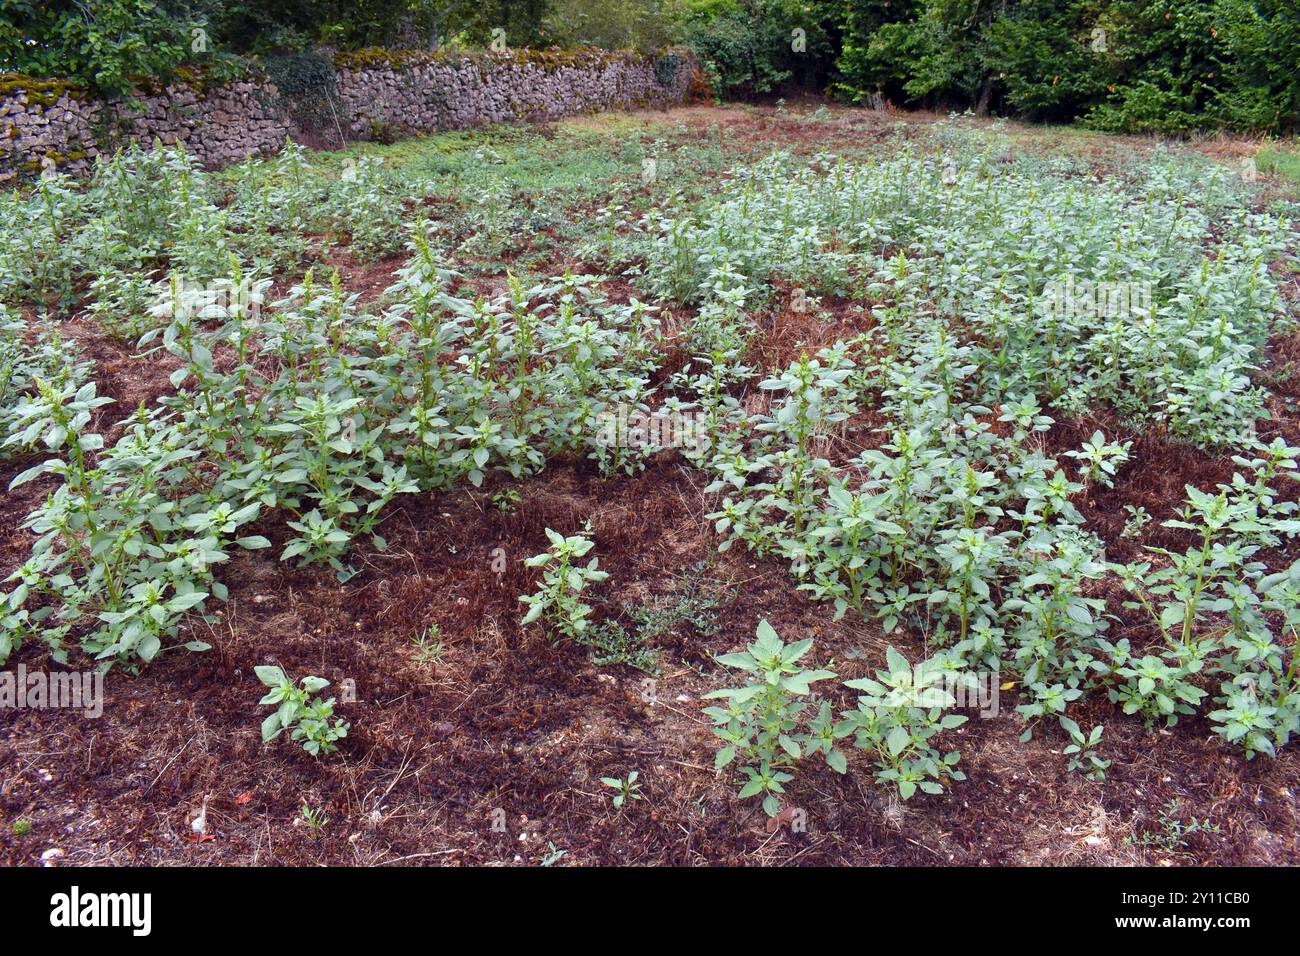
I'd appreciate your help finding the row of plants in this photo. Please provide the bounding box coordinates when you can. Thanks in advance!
[703,339,1297,785]
[630,139,1289,449]
[0,133,709,337]
[599,137,1297,813]
[0,143,425,327]
[0,219,669,667]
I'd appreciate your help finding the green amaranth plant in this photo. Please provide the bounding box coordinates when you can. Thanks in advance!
[1059,715,1109,782]
[600,771,643,810]
[705,620,840,817]
[257,666,350,757]
[3,390,268,667]
[519,525,608,641]
[2,237,669,670]
[840,646,970,800]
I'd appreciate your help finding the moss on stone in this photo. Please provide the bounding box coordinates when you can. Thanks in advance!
[0,74,87,101]
[331,46,654,77]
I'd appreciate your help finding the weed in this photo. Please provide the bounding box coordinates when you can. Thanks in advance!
[706,619,840,816]
[600,771,643,810]
[257,666,350,757]
[520,525,608,641]
[491,489,521,513]
[411,624,444,665]
[300,802,330,838]
[1124,800,1221,854]
[1059,716,1109,782]
[576,619,660,674]
[539,842,567,866]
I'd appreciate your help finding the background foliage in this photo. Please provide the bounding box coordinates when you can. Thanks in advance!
[1,0,1296,132]
[833,0,1300,133]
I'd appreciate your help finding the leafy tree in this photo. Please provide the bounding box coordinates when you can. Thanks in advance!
[1082,0,1300,134]
[682,0,840,98]
[1,0,212,94]
[832,0,1299,133]
[980,1,1113,121]
[832,0,923,105]
[543,0,683,52]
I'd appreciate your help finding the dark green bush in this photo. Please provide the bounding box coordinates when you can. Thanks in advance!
[0,0,209,95]
[682,0,839,99]
[832,0,1300,134]
[0,0,553,95]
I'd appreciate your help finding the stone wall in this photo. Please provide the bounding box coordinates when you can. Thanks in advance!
[333,48,694,138]
[0,48,695,181]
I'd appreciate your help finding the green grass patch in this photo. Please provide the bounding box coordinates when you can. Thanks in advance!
[1257,144,1300,184]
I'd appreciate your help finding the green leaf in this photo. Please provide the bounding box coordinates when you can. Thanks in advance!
[261,712,283,742]
[255,665,286,687]
[886,726,910,756]
[1159,603,1185,631]
[754,619,781,649]
[715,651,757,671]
[137,634,161,661]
